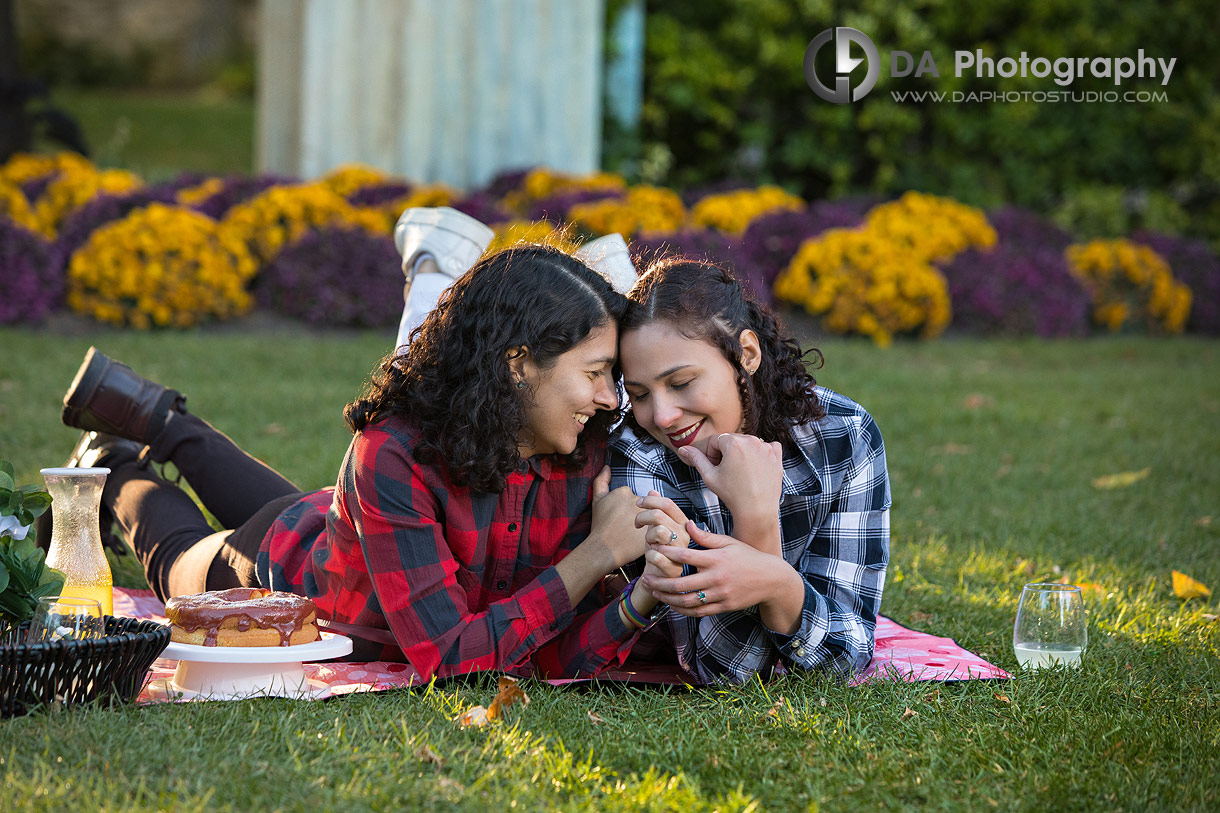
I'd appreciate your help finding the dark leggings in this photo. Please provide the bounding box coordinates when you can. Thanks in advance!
[106,411,306,602]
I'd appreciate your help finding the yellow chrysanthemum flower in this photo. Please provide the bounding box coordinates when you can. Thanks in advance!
[567,185,686,238]
[0,180,42,233]
[486,219,578,254]
[500,168,628,216]
[67,203,257,329]
[865,191,996,264]
[690,185,805,235]
[1066,239,1192,333]
[320,164,392,198]
[775,227,952,346]
[220,182,386,265]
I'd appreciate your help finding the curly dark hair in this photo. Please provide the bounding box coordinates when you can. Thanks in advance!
[345,245,627,491]
[621,257,825,450]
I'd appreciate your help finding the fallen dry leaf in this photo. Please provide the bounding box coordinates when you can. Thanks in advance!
[765,697,788,720]
[486,675,530,721]
[908,611,932,625]
[1195,516,1213,527]
[1201,613,1218,623]
[1091,468,1150,490]
[963,393,994,410]
[1172,570,1212,600]
[932,442,972,455]
[1076,581,1105,596]
[926,689,941,703]
[457,706,490,728]
[994,693,1010,704]
[900,707,918,720]
[587,710,607,725]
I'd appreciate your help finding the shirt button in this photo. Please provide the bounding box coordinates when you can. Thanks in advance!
[508,522,518,532]
[496,580,508,591]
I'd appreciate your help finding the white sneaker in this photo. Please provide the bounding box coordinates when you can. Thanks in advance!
[574,233,637,294]
[394,207,495,350]
[394,206,494,282]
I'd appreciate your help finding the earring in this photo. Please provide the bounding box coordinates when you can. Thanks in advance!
[517,380,525,389]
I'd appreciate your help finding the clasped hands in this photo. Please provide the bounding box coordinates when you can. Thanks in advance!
[635,432,790,617]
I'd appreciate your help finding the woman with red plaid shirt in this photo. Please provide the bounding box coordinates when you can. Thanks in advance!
[55,245,667,681]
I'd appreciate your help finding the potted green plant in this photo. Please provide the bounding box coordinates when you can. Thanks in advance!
[0,460,64,642]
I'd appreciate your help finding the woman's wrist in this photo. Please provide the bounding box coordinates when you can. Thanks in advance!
[758,563,806,636]
[629,579,659,616]
[732,511,783,556]
[618,577,661,630]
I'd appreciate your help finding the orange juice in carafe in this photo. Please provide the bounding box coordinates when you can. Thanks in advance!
[41,467,114,617]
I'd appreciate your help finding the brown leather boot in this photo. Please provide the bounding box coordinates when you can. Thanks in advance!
[61,347,186,444]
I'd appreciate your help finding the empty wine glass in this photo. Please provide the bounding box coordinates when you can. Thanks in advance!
[26,596,104,643]
[1013,583,1087,669]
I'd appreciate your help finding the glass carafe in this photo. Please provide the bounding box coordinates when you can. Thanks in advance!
[41,467,114,617]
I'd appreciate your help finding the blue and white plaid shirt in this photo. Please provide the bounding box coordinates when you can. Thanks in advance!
[609,387,890,684]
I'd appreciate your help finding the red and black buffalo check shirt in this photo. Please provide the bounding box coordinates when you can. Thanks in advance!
[257,416,640,681]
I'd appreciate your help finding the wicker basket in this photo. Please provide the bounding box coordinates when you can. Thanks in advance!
[0,616,170,718]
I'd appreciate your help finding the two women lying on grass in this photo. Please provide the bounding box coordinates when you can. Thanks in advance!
[48,207,889,684]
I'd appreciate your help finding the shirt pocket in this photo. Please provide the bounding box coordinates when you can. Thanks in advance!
[777,494,825,568]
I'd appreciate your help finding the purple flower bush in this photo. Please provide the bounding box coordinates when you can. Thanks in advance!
[481,167,534,201]
[451,192,513,226]
[526,187,623,223]
[19,175,54,203]
[1132,231,1220,334]
[736,198,879,306]
[255,226,403,328]
[347,182,413,208]
[941,206,1091,336]
[146,172,213,198]
[629,228,757,292]
[52,188,180,274]
[0,220,59,324]
[191,174,296,219]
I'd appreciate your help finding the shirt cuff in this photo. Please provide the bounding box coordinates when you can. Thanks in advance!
[519,565,577,642]
[765,579,829,664]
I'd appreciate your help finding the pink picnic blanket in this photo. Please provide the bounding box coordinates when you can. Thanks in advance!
[115,587,1008,704]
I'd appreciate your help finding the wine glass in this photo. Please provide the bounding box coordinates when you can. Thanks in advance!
[1013,583,1087,669]
[26,596,105,643]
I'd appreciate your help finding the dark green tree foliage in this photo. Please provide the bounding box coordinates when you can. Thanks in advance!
[638,0,1218,243]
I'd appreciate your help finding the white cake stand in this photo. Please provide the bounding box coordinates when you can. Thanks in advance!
[158,632,353,700]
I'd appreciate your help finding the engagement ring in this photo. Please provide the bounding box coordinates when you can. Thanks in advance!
[697,591,708,604]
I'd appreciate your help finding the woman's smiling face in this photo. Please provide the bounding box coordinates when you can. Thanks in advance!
[619,320,759,457]
[514,321,620,458]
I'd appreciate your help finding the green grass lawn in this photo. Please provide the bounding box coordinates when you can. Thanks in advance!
[1,326,1218,810]
[50,88,255,180]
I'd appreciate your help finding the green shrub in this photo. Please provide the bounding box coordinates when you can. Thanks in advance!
[638,0,1219,246]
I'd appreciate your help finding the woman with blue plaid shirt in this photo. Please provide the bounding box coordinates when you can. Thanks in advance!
[609,259,891,684]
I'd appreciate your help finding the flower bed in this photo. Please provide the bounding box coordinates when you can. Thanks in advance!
[1,151,1215,342]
